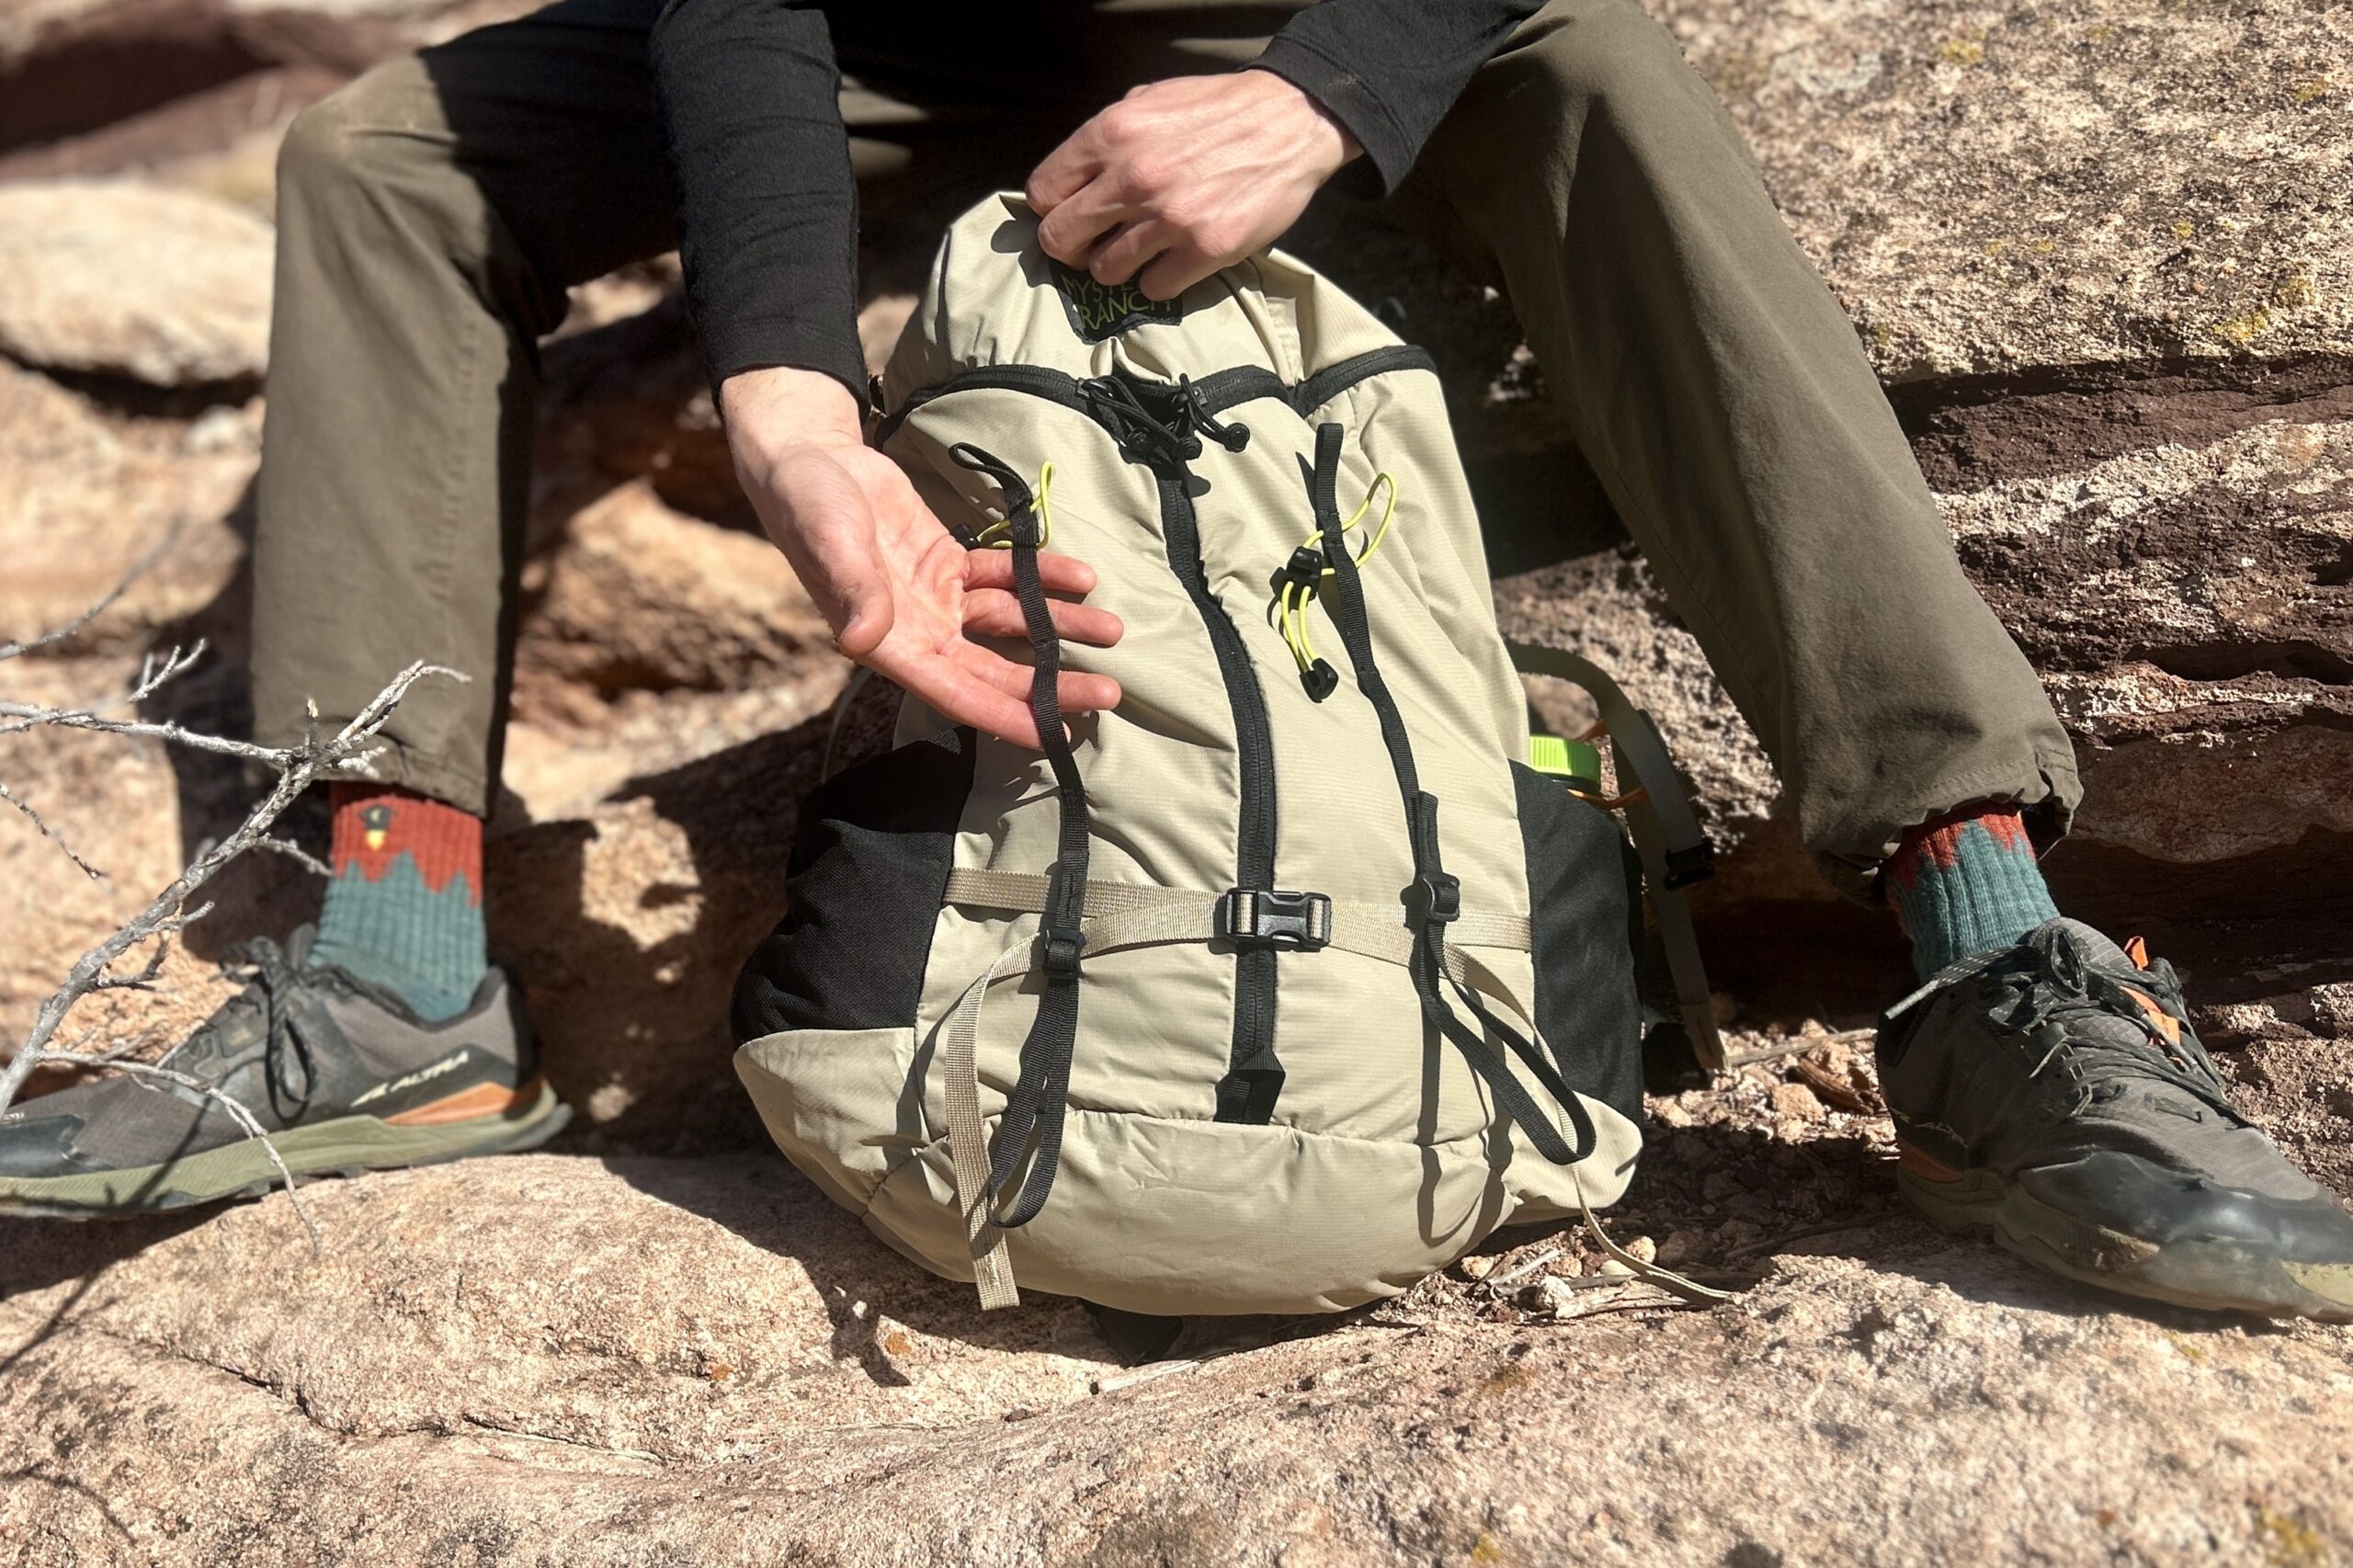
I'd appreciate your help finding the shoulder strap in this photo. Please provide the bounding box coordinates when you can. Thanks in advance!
[1505,642,1725,1073]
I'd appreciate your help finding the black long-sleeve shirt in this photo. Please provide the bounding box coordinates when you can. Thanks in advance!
[649,2,1542,401]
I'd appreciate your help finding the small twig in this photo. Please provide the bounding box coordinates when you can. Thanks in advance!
[15,1052,322,1256]
[1525,1294,1689,1324]
[1090,1359,1199,1395]
[0,521,187,662]
[1723,1210,1903,1261]
[1789,1053,1880,1115]
[1724,1028,1877,1070]
[244,835,334,878]
[1484,1247,1563,1291]
[0,780,102,880]
[0,704,302,763]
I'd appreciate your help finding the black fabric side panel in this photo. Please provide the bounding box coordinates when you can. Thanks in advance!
[1511,761,1646,1131]
[731,729,974,1042]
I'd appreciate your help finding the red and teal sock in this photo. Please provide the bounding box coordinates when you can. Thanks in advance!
[305,784,488,1023]
[1885,806,2061,982]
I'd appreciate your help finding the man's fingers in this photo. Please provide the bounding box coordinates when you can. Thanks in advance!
[1137,242,1224,304]
[964,550,1098,597]
[952,641,1124,713]
[1025,121,1103,214]
[962,588,1124,648]
[1056,668,1124,712]
[882,647,1045,748]
[1035,179,1135,267]
[1086,219,1170,287]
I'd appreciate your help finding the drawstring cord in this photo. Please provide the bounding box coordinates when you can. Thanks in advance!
[972,460,1054,550]
[1271,472,1397,700]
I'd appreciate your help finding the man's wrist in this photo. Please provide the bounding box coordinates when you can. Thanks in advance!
[1243,64,1364,180]
[720,365,865,453]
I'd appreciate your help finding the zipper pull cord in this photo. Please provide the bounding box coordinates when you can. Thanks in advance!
[1178,374,1252,453]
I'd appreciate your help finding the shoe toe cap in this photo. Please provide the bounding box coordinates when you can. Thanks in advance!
[2021,1150,2353,1264]
[0,1112,91,1178]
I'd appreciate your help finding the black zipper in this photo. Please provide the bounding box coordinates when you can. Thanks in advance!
[1146,454,1285,1122]
[871,345,1438,444]
[1181,345,1438,421]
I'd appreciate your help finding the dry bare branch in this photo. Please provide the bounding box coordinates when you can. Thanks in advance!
[244,835,334,879]
[0,779,101,880]
[5,542,462,1246]
[3,656,460,1119]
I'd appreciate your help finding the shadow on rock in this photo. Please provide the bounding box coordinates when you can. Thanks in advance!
[597,1149,1136,1373]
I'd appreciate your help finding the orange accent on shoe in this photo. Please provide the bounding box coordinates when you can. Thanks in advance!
[2123,936,2150,970]
[381,1075,541,1127]
[1897,1139,1967,1183]
[2123,987,2183,1047]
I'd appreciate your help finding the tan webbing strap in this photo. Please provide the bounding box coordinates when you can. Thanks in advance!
[943,868,1531,956]
[938,941,1036,1309]
[935,869,1541,1309]
[1506,642,1725,1072]
[938,894,1228,1310]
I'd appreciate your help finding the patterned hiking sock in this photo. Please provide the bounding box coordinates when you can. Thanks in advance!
[305,784,488,1023]
[1885,806,2062,982]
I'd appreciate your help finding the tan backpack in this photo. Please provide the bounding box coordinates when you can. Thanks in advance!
[733,194,1719,1315]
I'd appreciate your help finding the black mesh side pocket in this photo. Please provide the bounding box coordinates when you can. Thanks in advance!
[732,729,976,1043]
[1510,761,1646,1130]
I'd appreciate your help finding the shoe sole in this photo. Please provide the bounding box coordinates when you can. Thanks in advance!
[0,1079,572,1220]
[1898,1163,2353,1324]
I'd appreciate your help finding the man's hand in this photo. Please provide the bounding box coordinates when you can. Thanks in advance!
[1028,70,1360,301]
[722,367,1122,749]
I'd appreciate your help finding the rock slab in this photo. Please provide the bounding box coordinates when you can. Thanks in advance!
[0,179,274,385]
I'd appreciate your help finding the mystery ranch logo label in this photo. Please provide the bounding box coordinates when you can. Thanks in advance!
[1049,258,1183,343]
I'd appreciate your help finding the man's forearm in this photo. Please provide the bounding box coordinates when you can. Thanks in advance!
[1252,0,1546,188]
[649,0,864,399]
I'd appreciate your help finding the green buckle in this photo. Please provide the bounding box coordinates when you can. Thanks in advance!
[1528,733,1603,794]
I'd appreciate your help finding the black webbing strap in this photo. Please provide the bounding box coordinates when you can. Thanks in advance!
[1305,425,1598,1166]
[947,443,1090,1228]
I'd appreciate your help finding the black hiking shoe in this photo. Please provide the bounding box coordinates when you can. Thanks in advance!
[1876,917,2353,1322]
[0,929,568,1219]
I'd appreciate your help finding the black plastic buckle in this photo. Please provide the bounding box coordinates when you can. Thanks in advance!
[1217,889,1332,951]
[1663,840,1716,891]
[1041,926,1087,982]
[1405,872,1461,926]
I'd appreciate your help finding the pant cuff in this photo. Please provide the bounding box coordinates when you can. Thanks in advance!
[1810,744,2083,904]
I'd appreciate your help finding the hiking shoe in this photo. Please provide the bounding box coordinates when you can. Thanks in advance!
[1876,917,2353,1322]
[0,929,568,1219]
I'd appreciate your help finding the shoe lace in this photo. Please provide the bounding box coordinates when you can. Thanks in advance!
[170,936,322,1119]
[1888,926,2238,1121]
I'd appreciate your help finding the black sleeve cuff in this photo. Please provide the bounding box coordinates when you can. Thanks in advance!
[1249,37,1416,192]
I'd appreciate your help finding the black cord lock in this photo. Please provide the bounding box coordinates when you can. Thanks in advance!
[1405,871,1461,927]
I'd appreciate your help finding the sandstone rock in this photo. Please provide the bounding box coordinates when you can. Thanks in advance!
[1660,0,2353,381]
[0,360,252,653]
[512,480,838,723]
[3,1152,2350,1563]
[0,179,274,385]
[0,0,538,159]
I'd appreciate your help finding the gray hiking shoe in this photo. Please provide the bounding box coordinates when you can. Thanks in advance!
[1876,918,2353,1322]
[0,929,568,1218]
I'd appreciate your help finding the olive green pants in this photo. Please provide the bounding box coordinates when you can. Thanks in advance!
[250,0,2079,892]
